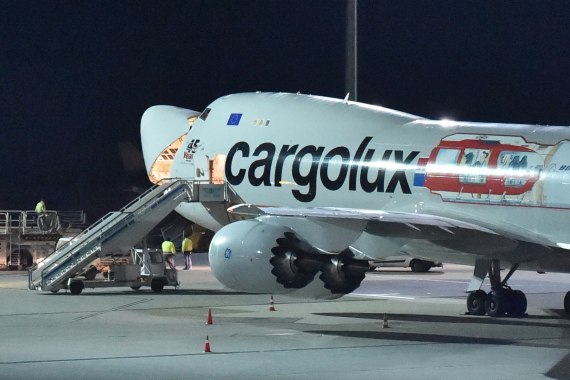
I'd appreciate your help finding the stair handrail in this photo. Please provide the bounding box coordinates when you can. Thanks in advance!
[31,180,193,288]
[30,179,228,290]
[30,211,126,287]
[45,181,173,255]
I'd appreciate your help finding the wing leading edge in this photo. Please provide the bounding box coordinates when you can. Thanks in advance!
[227,204,553,264]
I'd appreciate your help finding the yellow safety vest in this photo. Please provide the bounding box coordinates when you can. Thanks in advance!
[162,240,175,254]
[35,201,46,213]
[182,238,193,253]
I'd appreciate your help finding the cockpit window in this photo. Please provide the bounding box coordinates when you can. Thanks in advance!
[199,108,211,121]
[187,115,198,130]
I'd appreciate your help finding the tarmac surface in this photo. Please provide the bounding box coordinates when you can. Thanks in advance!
[1,254,570,380]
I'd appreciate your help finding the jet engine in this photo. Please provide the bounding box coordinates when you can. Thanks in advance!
[208,220,369,299]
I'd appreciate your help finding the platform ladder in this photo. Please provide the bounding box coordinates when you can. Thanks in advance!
[28,180,205,292]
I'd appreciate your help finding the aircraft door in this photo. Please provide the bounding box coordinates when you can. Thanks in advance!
[542,142,570,207]
[171,138,207,181]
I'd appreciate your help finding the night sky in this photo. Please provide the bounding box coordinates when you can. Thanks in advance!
[2,1,570,222]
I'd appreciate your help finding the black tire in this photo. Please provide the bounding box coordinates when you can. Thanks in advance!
[84,266,98,281]
[467,290,487,315]
[130,285,142,290]
[410,260,420,272]
[485,290,507,317]
[564,292,570,316]
[69,280,84,295]
[410,260,429,273]
[150,278,164,292]
[506,289,527,317]
[19,251,33,270]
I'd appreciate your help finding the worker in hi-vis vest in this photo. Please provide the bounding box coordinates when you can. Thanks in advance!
[182,235,193,270]
[162,237,176,269]
[35,199,46,214]
[35,199,47,231]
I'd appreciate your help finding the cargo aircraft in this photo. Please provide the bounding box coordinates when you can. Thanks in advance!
[141,92,570,318]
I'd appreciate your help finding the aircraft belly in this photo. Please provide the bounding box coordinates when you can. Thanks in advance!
[175,202,224,231]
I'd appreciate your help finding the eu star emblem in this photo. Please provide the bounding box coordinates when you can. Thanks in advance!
[227,113,243,126]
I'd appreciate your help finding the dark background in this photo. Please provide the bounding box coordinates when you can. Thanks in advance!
[2,1,569,222]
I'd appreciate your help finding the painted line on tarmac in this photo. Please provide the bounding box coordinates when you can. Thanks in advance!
[175,266,210,271]
[265,332,297,336]
[72,298,151,321]
[352,293,415,300]
[410,278,467,284]
[370,277,468,284]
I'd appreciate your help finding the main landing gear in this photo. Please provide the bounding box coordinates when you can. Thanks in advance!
[466,260,527,317]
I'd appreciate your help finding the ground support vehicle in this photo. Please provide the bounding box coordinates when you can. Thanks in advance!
[369,256,443,272]
[64,248,179,295]
[0,210,85,270]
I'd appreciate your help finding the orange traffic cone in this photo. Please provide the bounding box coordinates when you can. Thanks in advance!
[204,335,211,352]
[269,295,276,311]
[206,308,213,325]
[382,313,389,329]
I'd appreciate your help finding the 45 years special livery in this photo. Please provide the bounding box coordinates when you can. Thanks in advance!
[141,92,570,318]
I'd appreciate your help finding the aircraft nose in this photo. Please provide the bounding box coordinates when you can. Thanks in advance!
[140,105,200,183]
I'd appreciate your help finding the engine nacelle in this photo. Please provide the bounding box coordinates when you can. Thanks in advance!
[209,220,368,299]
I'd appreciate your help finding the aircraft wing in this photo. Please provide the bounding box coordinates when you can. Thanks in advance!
[227,204,550,262]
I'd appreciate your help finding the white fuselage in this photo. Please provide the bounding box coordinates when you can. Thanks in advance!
[141,92,570,272]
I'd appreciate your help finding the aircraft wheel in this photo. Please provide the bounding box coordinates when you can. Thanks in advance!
[506,290,527,317]
[84,266,98,281]
[564,292,570,315]
[467,290,487,315]
[410,260,428,273]
[130,286,142,290]
[485,290,507,317]
[151,278,164,292]
[69,280,84,295]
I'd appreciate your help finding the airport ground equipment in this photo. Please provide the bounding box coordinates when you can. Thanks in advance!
[64,248,178,294]
[0,209,85,270]
[28,180,227,293]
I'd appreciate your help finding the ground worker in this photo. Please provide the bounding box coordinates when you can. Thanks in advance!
[35,199,46,213]
[35,199,47,231]
[162,237,176,269]
[182,235,193,270]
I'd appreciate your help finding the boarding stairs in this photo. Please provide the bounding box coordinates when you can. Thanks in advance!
[28,180,226,292]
